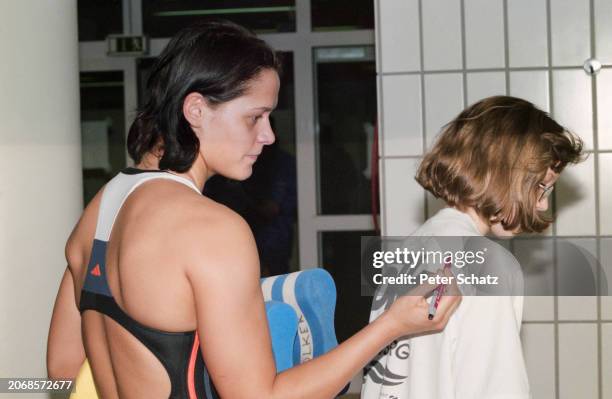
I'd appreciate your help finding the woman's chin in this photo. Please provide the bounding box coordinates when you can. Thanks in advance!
[224,167,253,181]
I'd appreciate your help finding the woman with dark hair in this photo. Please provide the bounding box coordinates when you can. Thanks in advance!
[47,20,460,398]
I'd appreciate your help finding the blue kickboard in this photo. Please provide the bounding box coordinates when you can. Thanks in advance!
[265,301,298,373]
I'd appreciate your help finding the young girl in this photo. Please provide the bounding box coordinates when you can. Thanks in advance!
[362,96,583,399]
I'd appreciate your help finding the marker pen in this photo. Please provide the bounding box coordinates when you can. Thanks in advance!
[427,259,452,320]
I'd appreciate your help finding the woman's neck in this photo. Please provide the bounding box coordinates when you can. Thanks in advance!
[135,151,211,192]
[177,153,210,192]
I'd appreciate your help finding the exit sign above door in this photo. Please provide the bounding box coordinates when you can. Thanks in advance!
[107,35,149,56]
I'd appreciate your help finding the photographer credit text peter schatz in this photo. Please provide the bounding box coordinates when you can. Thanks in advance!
[370,247,498,288]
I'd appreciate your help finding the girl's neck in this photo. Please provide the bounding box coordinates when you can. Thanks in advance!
[461,207,491,235]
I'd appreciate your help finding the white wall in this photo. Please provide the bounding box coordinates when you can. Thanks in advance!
[0,0,82,388]
[376,0,611,397]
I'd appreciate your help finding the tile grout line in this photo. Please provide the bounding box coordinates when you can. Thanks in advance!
[545,0,560,397]
[377,64,612,77]
[380,151,612,158]
[460,0,468,107]
[418,0,428,221]
[524,319,612,324]
[588,0,603,397]
[503,0,511,95]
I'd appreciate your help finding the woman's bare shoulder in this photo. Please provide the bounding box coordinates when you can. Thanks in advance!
[181,193,253,244]
[173,193,259,274]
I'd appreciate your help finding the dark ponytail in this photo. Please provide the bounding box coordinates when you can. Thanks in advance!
[127,20,281,172]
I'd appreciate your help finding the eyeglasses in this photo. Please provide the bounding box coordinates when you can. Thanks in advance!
[538,183,554,202]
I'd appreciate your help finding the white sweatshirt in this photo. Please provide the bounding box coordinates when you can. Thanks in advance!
[361,208,531,399]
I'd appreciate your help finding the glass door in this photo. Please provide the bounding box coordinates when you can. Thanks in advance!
[79,71,127,203]
[78,52,138,204]
[313,46,378,341]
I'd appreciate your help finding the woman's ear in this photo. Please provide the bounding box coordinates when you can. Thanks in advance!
[182,92,208,128]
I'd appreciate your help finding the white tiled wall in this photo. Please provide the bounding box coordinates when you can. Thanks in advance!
[521,324,556,399]
[550,0,591,67]
[464,0,505,69]
[557,239,598,320]
[466,72,505,105]
[378,0,420,73]
[382,158,424,236]
[599,156,612,235]
[558,324,598,399]
[507,0,548,67]
[552,70,594,150]
[603,324,612,398]
[595,0,612,65]
[513,239,555,321]
[597,69,612,150]
[556,156,596,236]
[421,0,462,71]
[376,0,611,397]
[381,75,422,156]
[426,191,447,219]
[601,238,612,320]
[424,73,463,146]
[509,71,550,112]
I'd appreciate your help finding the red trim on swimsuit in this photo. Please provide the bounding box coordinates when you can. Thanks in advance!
[188,333,201,399]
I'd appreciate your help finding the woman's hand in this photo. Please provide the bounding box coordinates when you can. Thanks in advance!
[385,268,462,337]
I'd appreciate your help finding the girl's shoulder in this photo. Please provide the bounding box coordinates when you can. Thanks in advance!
[412,207,481,237]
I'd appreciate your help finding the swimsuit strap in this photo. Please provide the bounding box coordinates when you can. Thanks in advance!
[94,168,200,242]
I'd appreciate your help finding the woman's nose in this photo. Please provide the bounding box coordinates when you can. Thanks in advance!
[260,124,276,145]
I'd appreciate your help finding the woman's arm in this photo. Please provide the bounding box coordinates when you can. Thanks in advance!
[47,187,103,379]
[47,267,86,379]
[185,208,460,399]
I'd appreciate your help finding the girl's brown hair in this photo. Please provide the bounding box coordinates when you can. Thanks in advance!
[416,96,584,233]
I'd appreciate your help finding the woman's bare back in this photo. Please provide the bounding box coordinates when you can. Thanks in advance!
[67,176,221,398]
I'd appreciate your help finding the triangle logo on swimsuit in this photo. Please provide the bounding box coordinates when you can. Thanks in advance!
[90,264,101,277]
